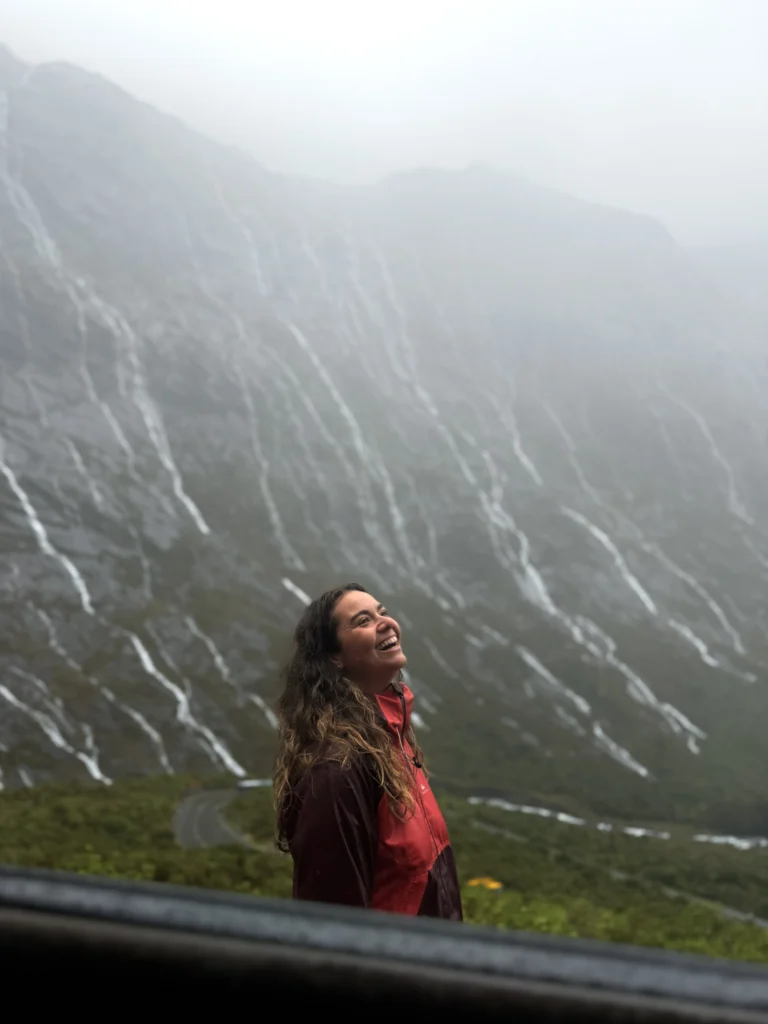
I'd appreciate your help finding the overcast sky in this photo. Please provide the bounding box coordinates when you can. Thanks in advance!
[3,0,767,246]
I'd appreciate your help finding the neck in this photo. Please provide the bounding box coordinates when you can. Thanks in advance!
[345,672,400,696]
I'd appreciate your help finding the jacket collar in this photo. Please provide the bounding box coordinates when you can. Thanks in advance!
[375,681,413,735]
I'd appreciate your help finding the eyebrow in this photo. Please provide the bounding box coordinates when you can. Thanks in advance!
[350,603,385,625]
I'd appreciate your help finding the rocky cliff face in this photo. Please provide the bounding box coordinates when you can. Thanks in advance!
[1,46,766,826]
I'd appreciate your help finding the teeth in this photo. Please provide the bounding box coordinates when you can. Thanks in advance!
[379,636,398,650]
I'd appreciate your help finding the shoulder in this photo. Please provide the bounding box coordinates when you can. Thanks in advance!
[295,748,382,803]
[285,750,383,850]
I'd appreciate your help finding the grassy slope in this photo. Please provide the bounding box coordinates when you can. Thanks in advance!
[2,774,768,965]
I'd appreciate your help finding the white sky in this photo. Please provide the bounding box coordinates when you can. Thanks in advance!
[3,0,767,246]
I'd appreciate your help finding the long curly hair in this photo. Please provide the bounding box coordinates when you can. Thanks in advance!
[273,583,425,852]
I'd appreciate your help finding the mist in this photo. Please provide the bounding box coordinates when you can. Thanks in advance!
[4,0,766,248]
[4,0,768,846]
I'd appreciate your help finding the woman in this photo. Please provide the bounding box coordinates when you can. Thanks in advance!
[274,583,462,920]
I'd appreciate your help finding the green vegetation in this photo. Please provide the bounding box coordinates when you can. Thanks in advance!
[2,774,768,965]
[0,775,291,899]
[443,799,768,962]
[460,800,768,921]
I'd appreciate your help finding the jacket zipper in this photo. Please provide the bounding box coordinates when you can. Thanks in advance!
[396,690,447,905]
[397,691,416,775]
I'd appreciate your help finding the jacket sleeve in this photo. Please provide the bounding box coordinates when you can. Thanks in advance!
[290,756,381,908]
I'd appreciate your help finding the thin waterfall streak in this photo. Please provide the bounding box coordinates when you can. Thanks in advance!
[127,630,245,777]
[658,384,753,526]
[0,443,95,615]
[562,507,658,616]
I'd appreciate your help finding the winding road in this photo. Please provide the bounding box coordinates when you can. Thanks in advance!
[173,789,252,849]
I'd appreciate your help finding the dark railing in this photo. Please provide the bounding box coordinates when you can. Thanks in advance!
[2,864,767,1021]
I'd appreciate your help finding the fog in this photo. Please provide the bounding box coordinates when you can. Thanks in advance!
[3,0,767,248]
[5,0,768,866]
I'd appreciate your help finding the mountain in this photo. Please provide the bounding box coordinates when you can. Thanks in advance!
[691,240,768,327]
[1,45,767,829]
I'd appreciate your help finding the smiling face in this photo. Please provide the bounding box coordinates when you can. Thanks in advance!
[331,590,406,693]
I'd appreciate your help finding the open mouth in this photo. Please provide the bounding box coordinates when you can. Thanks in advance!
[376,634,400,652]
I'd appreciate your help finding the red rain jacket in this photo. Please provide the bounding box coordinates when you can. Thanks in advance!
[284,683,462,920]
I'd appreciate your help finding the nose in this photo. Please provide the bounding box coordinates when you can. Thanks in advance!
[378,614,399,634]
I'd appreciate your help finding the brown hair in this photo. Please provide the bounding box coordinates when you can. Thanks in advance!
[273,583,425,852]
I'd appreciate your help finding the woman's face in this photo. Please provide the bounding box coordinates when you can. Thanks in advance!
[332,590,406,691]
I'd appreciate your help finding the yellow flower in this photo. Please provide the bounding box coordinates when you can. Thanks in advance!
[467,876,503,890]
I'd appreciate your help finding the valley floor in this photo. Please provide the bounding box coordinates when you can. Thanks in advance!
[2,774,768,965]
